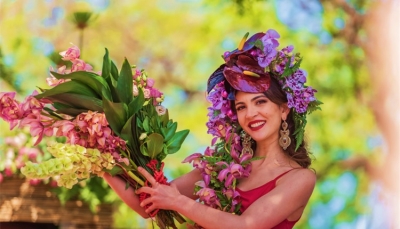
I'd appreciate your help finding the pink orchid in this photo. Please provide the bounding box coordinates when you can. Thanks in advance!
[71,59,93,72]
[59,45,80,61]
[20,91,45,116]
[223,188,241,212]
[0,92,23,129]
[47,66,69,86]
[182,153,202,163]
[217,162,246,187]
[195,181,221,208]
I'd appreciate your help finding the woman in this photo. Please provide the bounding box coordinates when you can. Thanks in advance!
[104,29,320,229]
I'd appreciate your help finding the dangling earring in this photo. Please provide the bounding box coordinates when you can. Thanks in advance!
[279,120,291,150]
[241,132,254,156]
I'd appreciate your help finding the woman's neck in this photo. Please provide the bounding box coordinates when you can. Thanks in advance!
[254,140,291,167]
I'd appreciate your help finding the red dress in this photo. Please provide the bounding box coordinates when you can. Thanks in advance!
[236,169,301,229]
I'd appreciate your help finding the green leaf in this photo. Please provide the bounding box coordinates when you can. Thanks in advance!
[110,61,119,82]
[144,133,164,159]
[162,122,177,142]
[35,80,98,99]
[46,93,103,112]
[143,117,150,132]
[102,98,128,135]
[160,109,169,126]
[127,88,145,117]
[56,107,94,117]
[117,58,133,104]
[101,48,120,102]
[51,71,112,100]
[101,48,111,80]
[106,166,123,176]
[166,129,190,154]
[120,115,136,149]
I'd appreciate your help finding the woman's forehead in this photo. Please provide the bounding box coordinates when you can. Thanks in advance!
[234,91,266,101]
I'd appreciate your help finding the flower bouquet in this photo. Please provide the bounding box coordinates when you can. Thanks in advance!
[0,46,189,228]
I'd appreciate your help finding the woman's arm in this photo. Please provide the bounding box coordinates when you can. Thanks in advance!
[137,168,316,229]
[103,173,149,218]
[102,168,202,218]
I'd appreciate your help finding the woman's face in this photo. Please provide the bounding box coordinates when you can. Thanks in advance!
[234,91,288,143]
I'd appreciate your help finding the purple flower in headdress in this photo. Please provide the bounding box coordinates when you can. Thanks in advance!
[292,69,307,84]
[302,86,317,102]
[257,29,280,68]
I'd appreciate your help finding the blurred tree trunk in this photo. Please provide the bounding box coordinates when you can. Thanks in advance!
[364,0,400,226]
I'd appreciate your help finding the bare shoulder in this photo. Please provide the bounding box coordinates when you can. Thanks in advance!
[278,168,316,188]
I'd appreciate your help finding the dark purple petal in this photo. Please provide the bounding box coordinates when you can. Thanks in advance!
[223,67,270,93]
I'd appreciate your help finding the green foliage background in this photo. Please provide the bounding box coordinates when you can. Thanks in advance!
[0,0,391,228]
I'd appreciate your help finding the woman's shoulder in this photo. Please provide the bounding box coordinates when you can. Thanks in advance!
[277,167,316,187]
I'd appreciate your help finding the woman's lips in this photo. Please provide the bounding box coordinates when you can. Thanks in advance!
[248,120,266,131]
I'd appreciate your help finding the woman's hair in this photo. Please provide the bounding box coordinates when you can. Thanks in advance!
[231,77,312,168]
[263,77,312,168]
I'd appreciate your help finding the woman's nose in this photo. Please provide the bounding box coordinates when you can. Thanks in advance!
[245,106,257,118]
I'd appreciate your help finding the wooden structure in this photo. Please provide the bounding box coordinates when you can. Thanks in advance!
[0,177,113,229]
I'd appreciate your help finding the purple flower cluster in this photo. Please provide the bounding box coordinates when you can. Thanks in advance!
[206,81,237,138]
[256,29,280,68]
[183,81,253,214]
[284,69,317,113]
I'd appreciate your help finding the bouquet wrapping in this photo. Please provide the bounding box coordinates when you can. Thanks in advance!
[0,45,189,228]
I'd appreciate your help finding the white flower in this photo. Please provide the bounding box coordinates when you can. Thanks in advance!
[133,85,139,96]
[156,105,166,116]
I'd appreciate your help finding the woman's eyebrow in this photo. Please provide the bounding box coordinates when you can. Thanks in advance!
[251,95,267,102]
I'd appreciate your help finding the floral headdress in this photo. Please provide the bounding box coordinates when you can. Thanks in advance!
[183,29,322,221]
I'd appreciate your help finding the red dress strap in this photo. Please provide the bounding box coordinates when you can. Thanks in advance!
[272,168,299,183]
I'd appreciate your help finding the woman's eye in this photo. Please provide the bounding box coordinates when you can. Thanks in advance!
[236,106,245,111]
[256,100,267,105]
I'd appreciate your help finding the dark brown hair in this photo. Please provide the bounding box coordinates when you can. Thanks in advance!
[263,77,312,168]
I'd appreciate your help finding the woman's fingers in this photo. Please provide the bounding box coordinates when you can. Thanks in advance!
[138,166,157,186]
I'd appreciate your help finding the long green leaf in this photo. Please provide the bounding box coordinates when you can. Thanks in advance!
[162,122,177,142]
[56,107,94,117]
[35,80,98,99]
[110,60,119,82]
[102,98,127,135]
[120,115,136,149]
[101,48,111,80]
[46,93,103,112]
[166,129,190,154]
[127,88,145,117]
[51,71,112,100]
[117,58,134,104]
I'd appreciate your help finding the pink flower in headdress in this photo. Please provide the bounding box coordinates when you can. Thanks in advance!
[59,45,80,61]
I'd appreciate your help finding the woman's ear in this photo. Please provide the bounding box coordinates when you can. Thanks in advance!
[280,103,290,120]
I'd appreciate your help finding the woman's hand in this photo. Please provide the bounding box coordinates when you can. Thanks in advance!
[136,166,182,214]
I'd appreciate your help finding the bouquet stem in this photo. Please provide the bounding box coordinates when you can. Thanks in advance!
[127,170,144,186]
